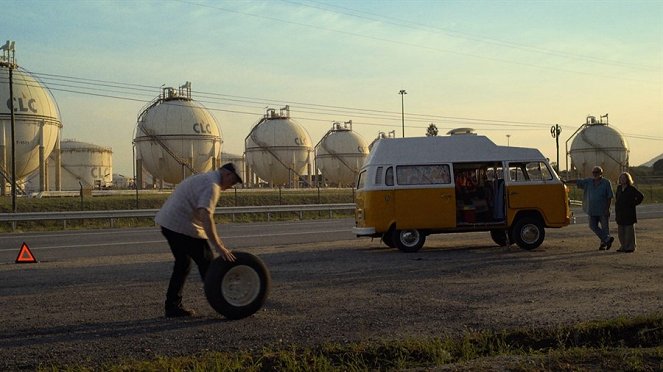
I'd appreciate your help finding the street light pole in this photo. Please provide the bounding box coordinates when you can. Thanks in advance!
[398,89,407,137]
[1,40,17,212]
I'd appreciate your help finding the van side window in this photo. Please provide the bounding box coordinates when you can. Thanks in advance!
[526,162,553,181]
[508,162,552,182]
[396,165,451,185]
[509,165,527,181]
[385,167,394,186]
[375,166,384,185]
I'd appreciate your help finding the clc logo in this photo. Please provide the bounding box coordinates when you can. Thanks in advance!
[193,122,212,134]
[6,97,38,113]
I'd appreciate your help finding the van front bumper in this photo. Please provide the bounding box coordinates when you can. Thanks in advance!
[353,227,377,236]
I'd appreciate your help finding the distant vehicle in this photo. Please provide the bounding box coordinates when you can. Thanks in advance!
[352,133,572,252]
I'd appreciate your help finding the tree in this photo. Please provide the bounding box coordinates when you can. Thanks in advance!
[426,123,438,137]
[653,159,663,175]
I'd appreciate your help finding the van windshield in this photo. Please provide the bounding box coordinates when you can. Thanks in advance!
[357,170,366,189]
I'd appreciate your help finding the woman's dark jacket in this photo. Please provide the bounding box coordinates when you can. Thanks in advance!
[615,185,644,225]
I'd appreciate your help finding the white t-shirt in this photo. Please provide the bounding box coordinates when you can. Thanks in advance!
[155,170,222,239]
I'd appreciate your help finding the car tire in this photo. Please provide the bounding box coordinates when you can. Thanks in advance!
[392,229,426,253]
[510,217,545,250]
[204,252,271,320]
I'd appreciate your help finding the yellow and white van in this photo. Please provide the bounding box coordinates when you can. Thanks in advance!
[353,133,571,252]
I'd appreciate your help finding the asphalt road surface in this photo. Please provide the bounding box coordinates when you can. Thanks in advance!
[1,206,662,370]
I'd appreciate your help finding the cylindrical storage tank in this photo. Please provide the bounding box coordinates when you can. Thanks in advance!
[49,139,112,190]
[0,65,62,189]
[315,121,368,186]
[133,85,222,185]
[569,115,629,182]
[244,107,312,186]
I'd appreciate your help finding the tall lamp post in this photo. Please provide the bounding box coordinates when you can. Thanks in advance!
[1,40,17,212]
[398,89,407,137]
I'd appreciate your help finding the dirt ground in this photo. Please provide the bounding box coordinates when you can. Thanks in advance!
[1,218,662,370]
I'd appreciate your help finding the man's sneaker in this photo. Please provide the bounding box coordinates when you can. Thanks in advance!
[599,242,607,251]
[165,307,196,318]
[605,237,614,250]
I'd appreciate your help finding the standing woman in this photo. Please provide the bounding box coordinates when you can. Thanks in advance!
[615,172,644,253]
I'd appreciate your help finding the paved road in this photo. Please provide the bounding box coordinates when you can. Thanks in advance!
[0,219,356,263]
[2,204,662,263]
[0,206,661,370]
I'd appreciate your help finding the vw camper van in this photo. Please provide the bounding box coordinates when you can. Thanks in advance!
[353,133,571,252]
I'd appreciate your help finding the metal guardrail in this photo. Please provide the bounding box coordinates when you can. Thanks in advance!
[0,203,357,224]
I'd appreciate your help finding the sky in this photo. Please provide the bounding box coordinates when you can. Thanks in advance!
[2,0,662,176]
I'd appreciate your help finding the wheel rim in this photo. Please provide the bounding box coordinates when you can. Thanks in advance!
[520,224,540,244]
[221,265,261,307]
[399,230,420,247]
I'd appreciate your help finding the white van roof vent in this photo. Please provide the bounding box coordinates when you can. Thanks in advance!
[447,127,476,135]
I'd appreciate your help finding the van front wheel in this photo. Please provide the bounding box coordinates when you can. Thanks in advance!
[392,229,426,253]
[511,218,545,250]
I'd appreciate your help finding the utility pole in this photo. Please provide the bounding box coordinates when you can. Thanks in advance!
[398,89,407,137]
[550,124,562,172]
[1,40,17,212]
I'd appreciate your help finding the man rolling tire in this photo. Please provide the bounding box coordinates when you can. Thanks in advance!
[155,163,243,318]
[204,252,271,320]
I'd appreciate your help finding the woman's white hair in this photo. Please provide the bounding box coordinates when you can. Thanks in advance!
[620,172,634,185]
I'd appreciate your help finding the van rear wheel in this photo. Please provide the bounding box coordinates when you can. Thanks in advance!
[392,229,426,253]
[511,217,545,250]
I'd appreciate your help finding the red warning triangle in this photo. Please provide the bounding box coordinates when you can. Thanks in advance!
[16,242,37,263]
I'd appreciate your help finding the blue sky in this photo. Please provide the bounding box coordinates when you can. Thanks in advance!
[3,0,662,175]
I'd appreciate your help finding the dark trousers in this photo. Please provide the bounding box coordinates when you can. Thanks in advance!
[161,227,213,309]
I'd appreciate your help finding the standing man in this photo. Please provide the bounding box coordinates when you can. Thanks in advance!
[155,163,243,317]
[565,166,614,250]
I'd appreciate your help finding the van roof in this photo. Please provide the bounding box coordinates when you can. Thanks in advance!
[365,135,546,165]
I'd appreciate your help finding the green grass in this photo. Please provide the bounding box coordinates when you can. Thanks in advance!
[37,313,663,371]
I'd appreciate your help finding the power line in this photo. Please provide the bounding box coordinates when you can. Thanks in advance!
[4,71,661,142]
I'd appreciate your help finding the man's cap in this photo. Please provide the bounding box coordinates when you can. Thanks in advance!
[220,162,243,183]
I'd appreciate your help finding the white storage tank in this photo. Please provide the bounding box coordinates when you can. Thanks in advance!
[315,121,368,186]
[49,139,112,190]
[133,83,222,185]
[0,57,62,193]
[568,114,629,182]
[244,106,312,186]
[368,130,396,151]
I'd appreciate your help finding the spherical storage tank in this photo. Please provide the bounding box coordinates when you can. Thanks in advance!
[0,63,61,188]
[569,115,629,182]
[134,83,222,185]
[245,106,312,186]
[315,121,368,186]
[41,139,112,190]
